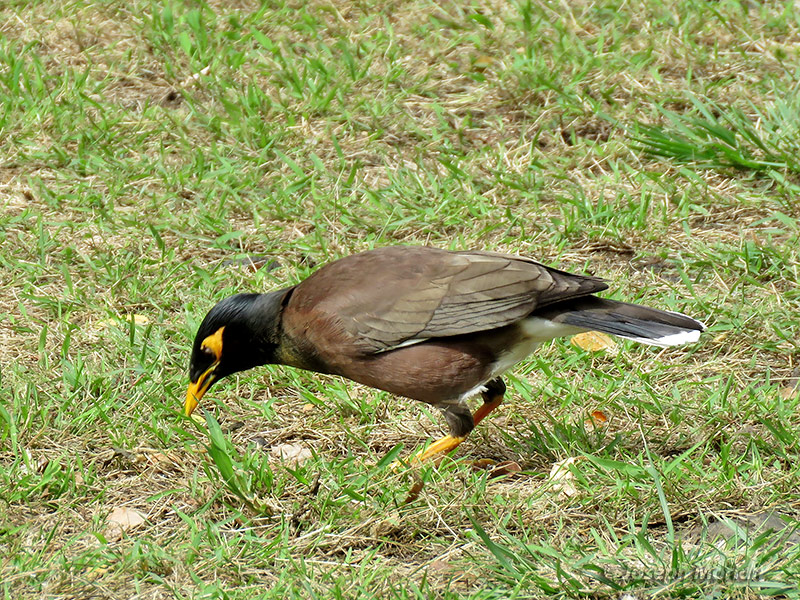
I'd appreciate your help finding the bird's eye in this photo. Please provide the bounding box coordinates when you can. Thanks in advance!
[199,327,225,361]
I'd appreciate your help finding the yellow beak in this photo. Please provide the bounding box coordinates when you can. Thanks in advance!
[185,383,201,416]
[185,366,217,416]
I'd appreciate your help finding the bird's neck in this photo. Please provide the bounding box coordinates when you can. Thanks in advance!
[245,288,294,365]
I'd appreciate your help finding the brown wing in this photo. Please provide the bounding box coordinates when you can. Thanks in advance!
[288,246,608,353]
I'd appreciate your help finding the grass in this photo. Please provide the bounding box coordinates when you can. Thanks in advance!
[1,0,799,597]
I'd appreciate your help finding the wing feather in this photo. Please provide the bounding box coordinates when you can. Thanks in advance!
[341,249,607,351]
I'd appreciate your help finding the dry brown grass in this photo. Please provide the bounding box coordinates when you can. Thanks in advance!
[1,0,799,598]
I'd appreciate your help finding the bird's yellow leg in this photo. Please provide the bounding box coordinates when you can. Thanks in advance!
[472,393,504,427]
[410,434,467,464]
[409,385,505,465]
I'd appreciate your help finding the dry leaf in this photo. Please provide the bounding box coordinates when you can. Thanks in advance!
[585,409,608,429]
[142,450,181,471]
[84,566,110,581]
[489,460,522,479]
[571,331,617,352]
[146,451,171,464]
[270,443,313,467]
[472,55,496,71]
[780,367,800,400]
[91,314,149,332]
[470,458,522,478]
[105,506,146,541]
[548,457,581,498]
[428,560,451,573]
[370,509,403,536]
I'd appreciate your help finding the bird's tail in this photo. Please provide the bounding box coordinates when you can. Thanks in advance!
[539,297,706,348]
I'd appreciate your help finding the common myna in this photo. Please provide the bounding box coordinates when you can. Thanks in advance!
[186,246,704,463]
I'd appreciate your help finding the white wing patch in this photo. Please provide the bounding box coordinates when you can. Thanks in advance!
[487,316,584,380]
[619,328,702,348]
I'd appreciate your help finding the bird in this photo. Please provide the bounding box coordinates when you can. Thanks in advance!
[185,246,704,464]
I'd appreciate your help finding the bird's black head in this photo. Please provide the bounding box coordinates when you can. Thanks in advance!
[185,289,291,416]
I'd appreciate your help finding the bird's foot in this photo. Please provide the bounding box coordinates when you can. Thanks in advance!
[387,434,466,472]
[410,434,466,465]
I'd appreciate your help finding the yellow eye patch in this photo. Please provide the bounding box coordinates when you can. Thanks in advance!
[201,326,225,360]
